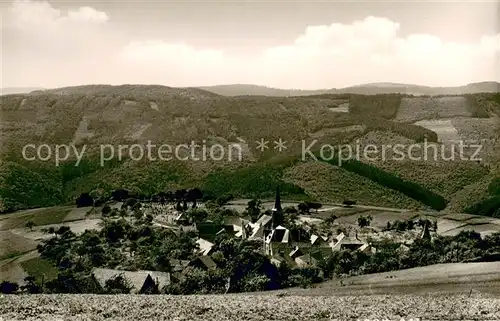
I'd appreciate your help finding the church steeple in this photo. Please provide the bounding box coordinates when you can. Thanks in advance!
[271,185,282,230]
[273,185,282,213]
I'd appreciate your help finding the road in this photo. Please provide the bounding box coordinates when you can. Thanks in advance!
[228,199,414,213]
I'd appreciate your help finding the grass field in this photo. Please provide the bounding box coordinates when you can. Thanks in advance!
[0,206,72,231]
[290,262,500,299]
[20,257,58,284]
[62,206,96,222]
[0,231,39,261]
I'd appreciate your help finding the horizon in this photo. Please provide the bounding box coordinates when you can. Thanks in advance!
[1,0,499,89]
[2,80,500,93]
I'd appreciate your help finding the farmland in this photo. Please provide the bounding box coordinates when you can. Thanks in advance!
[1,292,499,320]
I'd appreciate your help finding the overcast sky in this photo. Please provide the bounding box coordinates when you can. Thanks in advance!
[1,0,499,89]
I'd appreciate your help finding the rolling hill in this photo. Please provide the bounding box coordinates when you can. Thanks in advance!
[0,84,499,213]
[199,81,500,97]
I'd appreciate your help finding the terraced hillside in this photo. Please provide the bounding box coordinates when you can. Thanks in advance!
[0,85,499,213]
[347,92,500,213]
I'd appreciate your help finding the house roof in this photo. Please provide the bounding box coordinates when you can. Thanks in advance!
[256,214,272,227]
[289,246,304,258]
[169,259,190,272]
[196,223,223,240]
[192,256,217,270]
[310,234,328,245]
[266,226,290,244]
[176,213,187,221]
[196,238,214,256]
[93,268,170,293]
[249,224,265,240]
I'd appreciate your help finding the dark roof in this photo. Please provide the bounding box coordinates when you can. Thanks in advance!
[222,216,242,226]
[196,223,223,235]
[190,256,217,270]
[169,259,190,272]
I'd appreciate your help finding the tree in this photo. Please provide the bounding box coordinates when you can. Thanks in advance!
[324,214,337,225]
[100,219,130,243]
[111,189,130,202]
[21,276,43,294]
[246,199,262,222]
[306,202,322,212]
[187,208,208,224]
[26,220,36,231]
[187,188,203,208]
[76,193,94,207]
[0,281,19,294]
[357,215,372,228]
[343,199,356,207]
[216,194,233,206]
[124,198,138,208]
[133,208,143,220]
[297,202,310,214]
[102,204,111,216]
[175,189,187,203]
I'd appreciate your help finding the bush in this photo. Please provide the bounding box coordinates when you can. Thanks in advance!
[488,178,500,196]
[464,196,500,217]
[0,281,19,294]
[241,274,271,292]
[102,204,111,215]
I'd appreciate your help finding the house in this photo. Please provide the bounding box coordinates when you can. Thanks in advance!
[295,250,325,268]
[289,246,305,259]
[358,243,377,254]
[397,244,410,254]
[195,222,224,242]
[196,238,215,256]
[310,234,329,246]
[189,256,217,271]
[264,225,290,256]
[270,255,286,267]
[93,268,170,294]
[234,218,252,239]
[223,216,246,227]
[330,232,364,252]
[175,213,190,225]
[269,225,290,243]
[256,214,273,228]
[169,259,190,273]
[248,223,265,240]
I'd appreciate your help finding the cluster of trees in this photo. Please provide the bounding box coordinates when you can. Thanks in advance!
[357,215,373,228]
[318,155,448,210]
[385,218,437,232]
[77,188,205,210]
[321,229,500,279]
[297,201,322,213]
[465,177,500,218]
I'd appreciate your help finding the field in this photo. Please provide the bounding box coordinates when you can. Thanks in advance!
[413,119,460,143]
[0,231,39,261]
[395,96,471,122]
[0,205,102,284]
[0,206,72,231]
[1,292,499,320]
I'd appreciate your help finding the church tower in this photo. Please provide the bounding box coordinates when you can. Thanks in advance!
[271,185,282,229]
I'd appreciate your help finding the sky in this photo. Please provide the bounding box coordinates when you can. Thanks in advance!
[1,0,499,89]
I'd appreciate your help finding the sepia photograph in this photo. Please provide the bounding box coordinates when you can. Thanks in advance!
[1,0,500,320]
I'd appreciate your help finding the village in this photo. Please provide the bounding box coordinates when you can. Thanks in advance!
[75,186,434,294]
